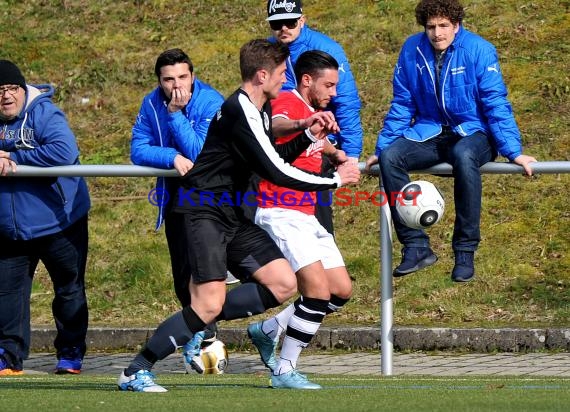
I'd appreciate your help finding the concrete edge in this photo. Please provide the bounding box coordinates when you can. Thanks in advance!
[30,326,570,352]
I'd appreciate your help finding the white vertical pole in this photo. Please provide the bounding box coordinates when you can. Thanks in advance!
[380,182,394,375]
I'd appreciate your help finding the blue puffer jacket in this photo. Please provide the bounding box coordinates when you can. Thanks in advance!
[375,26,522,161]
[131,78,224,229]
[270,26,363,159]
[0,84,90,240]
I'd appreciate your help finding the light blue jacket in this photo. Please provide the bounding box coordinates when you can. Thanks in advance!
[130,78,224,229]
[270,26,363,159]
[375,26,522,161]
[0,84,90,240]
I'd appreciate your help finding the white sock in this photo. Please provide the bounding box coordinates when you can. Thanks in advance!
[273,299,325,375]
[261,303,295,340]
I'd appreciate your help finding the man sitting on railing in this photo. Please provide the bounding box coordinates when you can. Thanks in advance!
[365,0,536,282]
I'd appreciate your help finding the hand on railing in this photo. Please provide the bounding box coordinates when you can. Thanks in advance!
[513,154,538,177]
[173,154,194,176]
[336,161,360,186]
[364,154,378,173]
[0,151,17,176]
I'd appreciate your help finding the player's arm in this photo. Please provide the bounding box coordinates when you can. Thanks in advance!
[232,97,358,190]
[272,127,314,163]
[273,112,340,162]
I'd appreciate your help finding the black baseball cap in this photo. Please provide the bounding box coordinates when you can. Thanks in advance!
[266,0,303,21]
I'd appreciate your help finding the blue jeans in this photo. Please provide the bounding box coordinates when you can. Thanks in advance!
[379,131,496,252]
[0,216,89,369]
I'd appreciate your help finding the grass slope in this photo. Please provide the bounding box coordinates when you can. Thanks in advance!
[0,0,568,328]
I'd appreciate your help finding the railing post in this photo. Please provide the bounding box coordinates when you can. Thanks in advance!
[380,180,394,375]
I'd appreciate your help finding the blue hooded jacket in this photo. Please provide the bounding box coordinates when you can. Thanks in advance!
[270,25,363,159]
[375,26,522,161]
[130,78,224,229]
[0,84,90,240]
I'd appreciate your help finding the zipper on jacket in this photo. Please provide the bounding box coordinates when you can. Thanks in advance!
[439,51,457,129]
[10,188,21,239]
[419,46,457,131]
[417,48,441,109]
[55,181,68,204]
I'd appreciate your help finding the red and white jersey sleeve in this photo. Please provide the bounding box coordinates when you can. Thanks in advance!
[257,90,325,215]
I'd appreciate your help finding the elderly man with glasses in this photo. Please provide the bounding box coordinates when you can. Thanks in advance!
[265,0,363,236]
[0,60,91,376]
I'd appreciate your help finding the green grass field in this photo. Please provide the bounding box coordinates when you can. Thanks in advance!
[1,374,569,412]
[1,2,568,410]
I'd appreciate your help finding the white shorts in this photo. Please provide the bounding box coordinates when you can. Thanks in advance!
[254,207,345,273]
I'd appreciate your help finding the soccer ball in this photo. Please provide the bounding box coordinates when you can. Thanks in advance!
[395,180,445,229]
[199,340,229,374]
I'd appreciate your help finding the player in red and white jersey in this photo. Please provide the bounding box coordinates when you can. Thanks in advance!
[257,89,329,214]
[249,50,354,390]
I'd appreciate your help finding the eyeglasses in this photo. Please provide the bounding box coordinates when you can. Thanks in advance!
[0,85,19,97]
[269,18,300,31]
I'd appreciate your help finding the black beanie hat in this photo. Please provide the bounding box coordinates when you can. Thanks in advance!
[0,60,26,89]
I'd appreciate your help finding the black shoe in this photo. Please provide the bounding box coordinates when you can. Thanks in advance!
[451,251,475,282]
[393,247,438,277]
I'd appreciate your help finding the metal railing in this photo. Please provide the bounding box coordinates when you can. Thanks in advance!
[7,164,179,177]
[369,161,570,375]
[6,161,570,375]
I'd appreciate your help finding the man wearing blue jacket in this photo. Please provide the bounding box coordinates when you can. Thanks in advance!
[131,48,225,308]
[365,0,536,282]
[131,49,226,361]
[0,60,90,375]
[266,0,363,234]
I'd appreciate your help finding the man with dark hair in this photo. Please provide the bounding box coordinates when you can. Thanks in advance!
[265,0,363,235]
[117,39,360,392]
[248,50,353,389]
[0,60,90,375]
[366,0,536,282]
[130,48,224,357]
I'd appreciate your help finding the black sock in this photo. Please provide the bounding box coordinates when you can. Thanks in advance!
[217,282,279,321]
[181,305,207,334]
[125,310,201,376]
[326,294,350,314]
